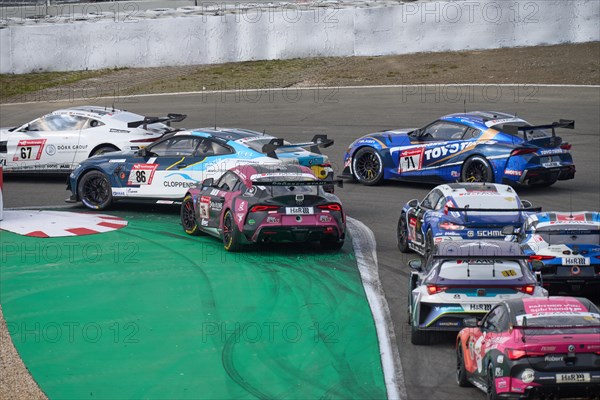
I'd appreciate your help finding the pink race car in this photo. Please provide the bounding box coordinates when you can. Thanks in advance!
[456,296,600,399]
[181,164,345,251]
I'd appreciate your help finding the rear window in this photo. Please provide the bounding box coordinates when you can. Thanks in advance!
[516,313,600,335]
[438,260,523,280]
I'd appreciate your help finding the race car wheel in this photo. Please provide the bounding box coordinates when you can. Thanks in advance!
[486,364,499,400]
[78,170,113,210]
[461,156,493,183]
[320,237,344,251]
[456,342,472,387]
[90,145,119,157]
[181,195,201,236]
[410,322,429,345]
[223,210,243,252]
[352,147,384,186]
[397,213,410,253]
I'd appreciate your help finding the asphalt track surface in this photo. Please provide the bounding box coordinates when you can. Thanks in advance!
[2,85,600,399]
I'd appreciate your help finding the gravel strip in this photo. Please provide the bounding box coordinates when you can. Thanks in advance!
[0,305,47,400]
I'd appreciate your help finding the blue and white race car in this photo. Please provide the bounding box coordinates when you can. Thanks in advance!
[407,240,547,345]
[397,183,539,256]
[514,211,600,296]
[67,128,333,210]
[341,111,575,187]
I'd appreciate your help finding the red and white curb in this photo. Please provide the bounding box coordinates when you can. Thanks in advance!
[0,210,127,237]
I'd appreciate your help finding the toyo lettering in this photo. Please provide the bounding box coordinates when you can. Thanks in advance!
[424,142,473,160]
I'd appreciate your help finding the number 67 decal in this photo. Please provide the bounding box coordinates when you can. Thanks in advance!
[127,163,158,185]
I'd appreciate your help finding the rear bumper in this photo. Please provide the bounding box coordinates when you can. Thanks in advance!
[542,275,600,295]
[505,164,576,186]
[246,225,344,244]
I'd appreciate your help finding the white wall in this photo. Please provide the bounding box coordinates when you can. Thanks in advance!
[1,0,598,74]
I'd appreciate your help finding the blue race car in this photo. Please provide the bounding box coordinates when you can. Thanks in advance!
[341,111,575,187]
[515,211,600,296]
[67,128,333,210]
[397,183,539,256]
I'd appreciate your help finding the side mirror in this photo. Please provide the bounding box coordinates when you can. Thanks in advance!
[463,318,478,328]
[201,178,214,188]
[501,226,516,235]
[407,199,419,208]
[521,200,533,209]
[408,259,422,271]
[138,148,148,157]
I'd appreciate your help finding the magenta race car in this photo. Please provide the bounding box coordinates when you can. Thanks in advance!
[180,164,345,251]
[456,296,600,399]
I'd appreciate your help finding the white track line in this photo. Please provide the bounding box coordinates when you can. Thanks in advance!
[348,217,406,400]
[3,84,599,106]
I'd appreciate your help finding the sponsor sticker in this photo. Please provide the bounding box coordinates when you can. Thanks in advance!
[399,148,424,173]
[199,196,210,219]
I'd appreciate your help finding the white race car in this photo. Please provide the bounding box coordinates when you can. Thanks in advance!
[407,240,547,345]
[0,106,185,173]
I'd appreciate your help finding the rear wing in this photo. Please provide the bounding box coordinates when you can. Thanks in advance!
[251,179,343,188]
[447,206,542,223]
[432,255,529,260]
[513,324,600,330]
[502,119,574,142]
[127,113,187,129]
[261,134,334,158]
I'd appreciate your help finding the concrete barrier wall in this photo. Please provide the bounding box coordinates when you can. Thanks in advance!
[1,0,598,74]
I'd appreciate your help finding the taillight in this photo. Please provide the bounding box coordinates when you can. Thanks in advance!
[250,205,279,212]
[130,137,159,143]
[439,222,465,230]
[560,143,572,150]
[318,203,342,211]
[507,348,545,360]
[427,285,447,295]
[529,255,555,261]
[595,255,600,259]
[518,285,535,295]
[511,148,537,156]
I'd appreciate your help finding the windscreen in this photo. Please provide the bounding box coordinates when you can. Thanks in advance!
[535,224,600,246]
[438,260,523,280]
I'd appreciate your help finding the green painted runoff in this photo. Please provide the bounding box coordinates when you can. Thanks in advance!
[0,211,386,399]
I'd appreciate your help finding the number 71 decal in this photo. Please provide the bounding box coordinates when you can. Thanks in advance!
[127,163,158,185]
[399,148,424,173]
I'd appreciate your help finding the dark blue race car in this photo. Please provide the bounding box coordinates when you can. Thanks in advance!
[397,183,539,257]
[341,111,575,187]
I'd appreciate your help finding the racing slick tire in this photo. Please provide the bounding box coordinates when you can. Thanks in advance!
[456,342,472,387]
[352,147,384,186]
[397,213,410,253]
[90,145,119,157]
[78,170,113,210]
[223,210,243,252]
[461,156,493,183]
[320,237,344,251]
[181,194,202,236]
[410,322,429,345]
[486,364,500,400]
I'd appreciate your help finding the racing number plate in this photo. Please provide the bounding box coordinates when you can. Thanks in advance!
[562,257,590,266]
[285,207,314,215]
[556,373,590,383]
[127,163,158,185]
[541,156,562,168]
[13,139,47,161]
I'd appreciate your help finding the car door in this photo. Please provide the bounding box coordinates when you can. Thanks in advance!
[202,171,242,229]
[410,189,443,246]
[5,114,87,171]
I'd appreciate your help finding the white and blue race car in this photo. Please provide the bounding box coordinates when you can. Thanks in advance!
[67,128,334,210]
[408,240,547,345]
[514,211,600,296]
